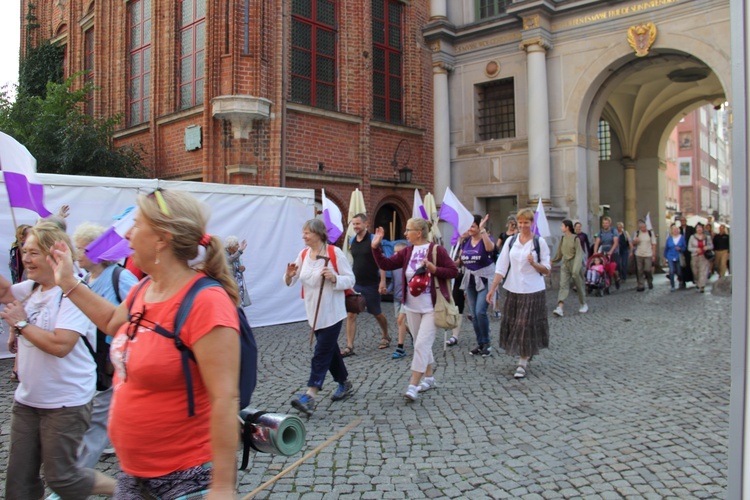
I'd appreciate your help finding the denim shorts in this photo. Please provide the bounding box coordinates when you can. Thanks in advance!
[354,283,382,316]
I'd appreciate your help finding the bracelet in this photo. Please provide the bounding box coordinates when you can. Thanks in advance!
[62,278,83,298]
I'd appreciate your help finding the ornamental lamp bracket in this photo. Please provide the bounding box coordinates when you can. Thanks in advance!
[211,95,273,139]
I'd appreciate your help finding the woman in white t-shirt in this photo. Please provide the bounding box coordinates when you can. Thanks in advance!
[0,221,115,499]
[371,218,458,402]
[486,208,551,379]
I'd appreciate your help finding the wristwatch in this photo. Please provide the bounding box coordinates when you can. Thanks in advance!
[14,319,29,335]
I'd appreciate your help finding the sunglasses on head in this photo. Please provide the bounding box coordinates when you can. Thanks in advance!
[147,188,171,216]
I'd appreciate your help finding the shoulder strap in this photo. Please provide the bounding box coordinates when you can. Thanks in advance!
[127,277,151,320]
[509,234,518,249]
[153,276,221,417]
[430,244,443,292]
[327,244,338,272]
[111,265,123,303]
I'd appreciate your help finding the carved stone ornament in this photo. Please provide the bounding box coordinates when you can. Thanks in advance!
[628,23,657,57]
[485,61,500,78]
[523,15,540,30]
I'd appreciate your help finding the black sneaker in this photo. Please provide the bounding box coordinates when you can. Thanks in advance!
[480,345,493,357]
[331,380,353,401]
[470,345,482,355]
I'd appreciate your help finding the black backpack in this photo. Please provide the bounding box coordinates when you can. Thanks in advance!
[127,276,258,417]
[80,265,124,391]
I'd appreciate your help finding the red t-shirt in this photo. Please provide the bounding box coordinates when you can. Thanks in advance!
[109,274,239,477]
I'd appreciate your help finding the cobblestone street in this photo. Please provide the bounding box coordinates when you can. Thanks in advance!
[0,275,731,499]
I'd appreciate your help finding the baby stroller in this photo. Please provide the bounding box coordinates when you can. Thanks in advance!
[585,253,611,297]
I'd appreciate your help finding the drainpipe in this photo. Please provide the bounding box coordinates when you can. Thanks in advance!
[278,0,288,187]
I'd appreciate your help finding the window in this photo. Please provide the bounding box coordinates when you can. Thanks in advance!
[701,159,709,179]
[701,186,709,211]
[598,120,611,161]
[291,0,337,110]
[476,0,511,20]
[84,28,94,115]
[179,0,206,109]
[477,78,515,141]
[372,0,403,124]
[128,0,152,126]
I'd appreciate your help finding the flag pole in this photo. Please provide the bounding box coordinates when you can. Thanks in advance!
[9,205,18,231]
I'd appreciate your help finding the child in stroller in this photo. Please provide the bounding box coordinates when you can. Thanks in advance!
[586,254,611,296]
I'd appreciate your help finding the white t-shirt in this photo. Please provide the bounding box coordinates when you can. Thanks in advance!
[495,235,551,294]
[11,280,97,408]
[404,244,433,313]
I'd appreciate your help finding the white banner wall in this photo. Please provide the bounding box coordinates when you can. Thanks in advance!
[0,174,315,358]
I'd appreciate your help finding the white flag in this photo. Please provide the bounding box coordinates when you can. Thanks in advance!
[531,198,551,238]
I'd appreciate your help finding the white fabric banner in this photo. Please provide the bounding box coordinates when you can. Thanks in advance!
[0,174,315,358]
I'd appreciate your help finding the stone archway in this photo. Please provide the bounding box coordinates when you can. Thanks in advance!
[575,46,729,241]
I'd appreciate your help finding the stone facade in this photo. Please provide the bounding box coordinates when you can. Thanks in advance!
[424,0,731,241]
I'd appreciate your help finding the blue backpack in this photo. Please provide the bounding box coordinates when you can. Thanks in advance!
[128,276,258,417]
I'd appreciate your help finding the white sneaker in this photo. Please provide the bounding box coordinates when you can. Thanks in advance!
[553,306,564,317]
[404,385,419,401]
[417,378,435,392]
[579,304,589,313]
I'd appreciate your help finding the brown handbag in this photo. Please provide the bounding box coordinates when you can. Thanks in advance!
[345,290,366,314]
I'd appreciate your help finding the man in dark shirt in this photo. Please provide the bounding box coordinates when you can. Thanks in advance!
[713,224,730,277]
[343,213,389,357]
[679,217,695,287]
[574,222,591,259]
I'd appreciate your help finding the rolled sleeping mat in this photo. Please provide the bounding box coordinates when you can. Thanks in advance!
[240,407,306,456]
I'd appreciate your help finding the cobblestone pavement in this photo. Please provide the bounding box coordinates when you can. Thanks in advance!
[0,274,730,499]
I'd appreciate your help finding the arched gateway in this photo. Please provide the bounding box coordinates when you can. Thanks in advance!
[424,0,731,245]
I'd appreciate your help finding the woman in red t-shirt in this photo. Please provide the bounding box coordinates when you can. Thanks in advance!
[50,189,241,499]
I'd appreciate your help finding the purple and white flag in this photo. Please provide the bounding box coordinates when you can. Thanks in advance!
[0,132,52,217]
[645,212,653,231]
[412,189,428,220]
[85,207,136,264]
[321,189,344,243]
[437,187,473,245]
[531,198,551,238]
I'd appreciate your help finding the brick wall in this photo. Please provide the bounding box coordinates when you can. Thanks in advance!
[22,0,435,232]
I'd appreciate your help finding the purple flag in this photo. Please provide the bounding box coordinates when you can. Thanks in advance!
[413,189,428,220]
[85,207,136,263]
[0,132,52,217]
[321,189,344,243]
[437,187,474,245]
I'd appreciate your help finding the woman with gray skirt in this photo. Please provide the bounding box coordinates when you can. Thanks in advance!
[486,208,551,379]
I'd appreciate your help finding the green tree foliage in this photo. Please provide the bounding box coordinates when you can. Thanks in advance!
[0,77,146,178]
[18,41,64,98]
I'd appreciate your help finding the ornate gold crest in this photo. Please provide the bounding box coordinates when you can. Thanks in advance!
[628,23,657,57]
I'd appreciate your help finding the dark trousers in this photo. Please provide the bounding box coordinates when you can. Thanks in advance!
[617,250,629,280]
[308,320,348,389]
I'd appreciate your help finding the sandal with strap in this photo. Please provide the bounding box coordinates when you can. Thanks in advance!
[445,336,458,347]
[341,346,356,357]
[378,337,391,349]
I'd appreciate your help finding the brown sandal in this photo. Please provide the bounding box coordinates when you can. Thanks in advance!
[341,346,356,357]
[378,337,391,349]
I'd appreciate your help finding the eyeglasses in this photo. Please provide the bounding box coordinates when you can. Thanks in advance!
[147,188,171,216]
[121,307,159,382]
[405,228,420,232]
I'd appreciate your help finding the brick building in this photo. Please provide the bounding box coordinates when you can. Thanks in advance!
[22,0,434,240]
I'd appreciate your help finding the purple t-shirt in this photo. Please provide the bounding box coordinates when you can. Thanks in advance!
[460,237,495,271]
